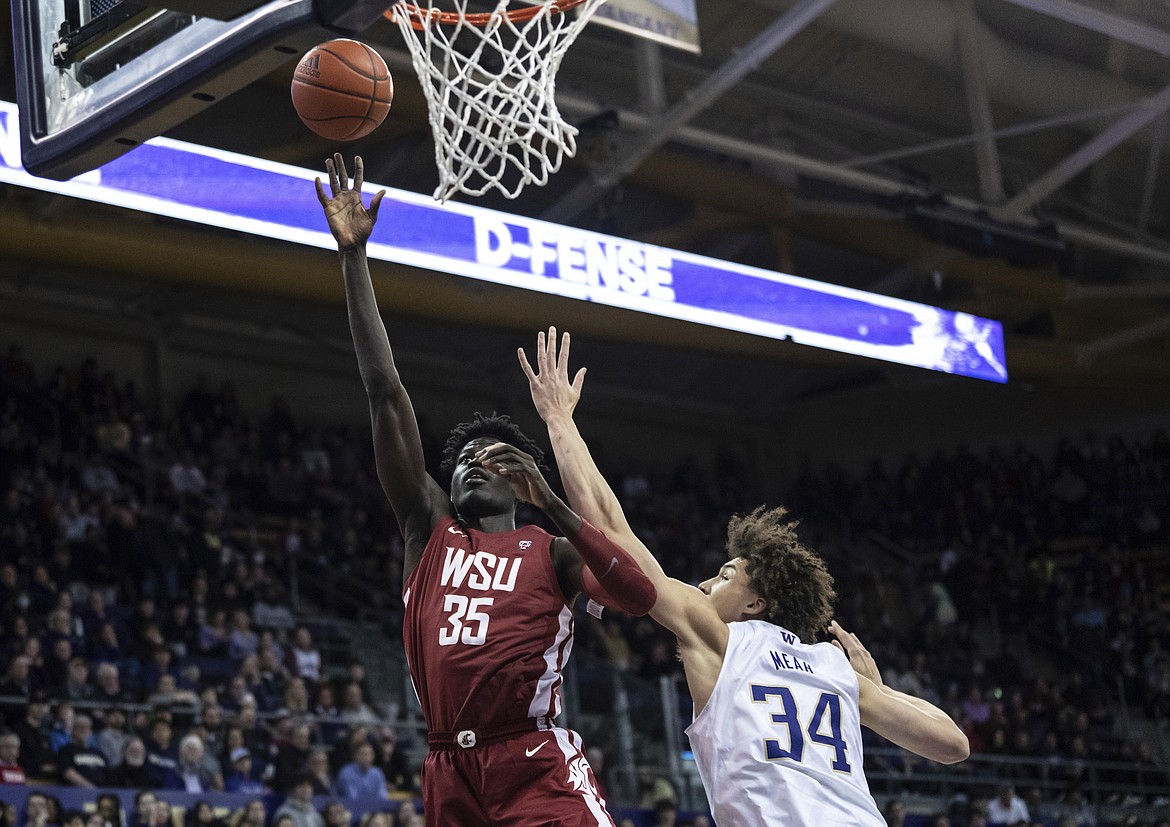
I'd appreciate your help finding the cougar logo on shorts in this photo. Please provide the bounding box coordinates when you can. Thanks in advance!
[519,540,532,549]
[566,756,595,795]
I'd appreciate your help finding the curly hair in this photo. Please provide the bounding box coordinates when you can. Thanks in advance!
[726,505,836,642]
[440,412,545,475]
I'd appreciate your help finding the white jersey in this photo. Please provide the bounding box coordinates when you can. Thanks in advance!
[686,621,884,827]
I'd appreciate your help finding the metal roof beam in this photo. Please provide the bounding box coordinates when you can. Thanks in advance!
[1000,0,1170,57]
[996,82,1170,219]
[543,0,838,224]
[956,0,1004,203]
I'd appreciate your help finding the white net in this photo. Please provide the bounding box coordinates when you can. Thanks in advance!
[393,0,607,201]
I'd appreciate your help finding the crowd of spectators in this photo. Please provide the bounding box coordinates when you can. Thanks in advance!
[0,346,418,827]
[2,344,1169,824]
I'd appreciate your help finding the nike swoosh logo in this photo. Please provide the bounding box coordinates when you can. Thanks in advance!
[602,556,618,577]
[525,740,549,757]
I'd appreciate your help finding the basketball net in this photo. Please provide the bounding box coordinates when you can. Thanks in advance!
[391,0,607,201]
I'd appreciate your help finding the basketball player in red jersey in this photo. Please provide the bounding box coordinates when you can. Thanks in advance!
[315,155,656,827]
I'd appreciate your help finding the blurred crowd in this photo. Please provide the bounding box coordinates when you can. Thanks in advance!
[1,344,1169,826]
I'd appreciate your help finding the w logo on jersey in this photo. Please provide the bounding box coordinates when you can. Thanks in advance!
[566,756,596,795]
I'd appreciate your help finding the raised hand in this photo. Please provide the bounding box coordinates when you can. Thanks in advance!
[518,327,587,423]
[475,442,557,510]
[829,620,884,687]
[315,153,386,250]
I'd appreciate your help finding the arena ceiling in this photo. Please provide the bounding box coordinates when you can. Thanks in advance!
[3,0,1170,409]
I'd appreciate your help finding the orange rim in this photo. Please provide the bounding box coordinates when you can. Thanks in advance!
[385,0,589,29]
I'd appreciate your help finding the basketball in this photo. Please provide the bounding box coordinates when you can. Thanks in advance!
[291,39,393,142]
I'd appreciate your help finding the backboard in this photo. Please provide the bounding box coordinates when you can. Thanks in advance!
[10,0,388,180]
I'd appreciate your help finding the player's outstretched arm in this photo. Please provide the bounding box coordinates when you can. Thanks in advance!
[830,621,969,765]
[515,329,727,651]
[316,154,449,578]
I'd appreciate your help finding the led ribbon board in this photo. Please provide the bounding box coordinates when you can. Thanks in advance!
[0,100,1007,383]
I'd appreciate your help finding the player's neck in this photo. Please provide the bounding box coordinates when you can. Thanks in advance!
[462,512,517,533]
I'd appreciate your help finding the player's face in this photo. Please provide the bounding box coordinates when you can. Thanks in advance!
[698,558,765,623]
[450,437,516,518]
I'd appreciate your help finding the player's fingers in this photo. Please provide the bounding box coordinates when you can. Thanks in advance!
[536,330,548,376]
[558,331,572,378]
[517,348,537,383]
[314,178,329,208]
[326,159,340,196]
[546,326,558,371]
[353,156,364,192]
[572,367,587,396]
[368,190,386,223]
[830,640,844,654]
[335,153,349,190]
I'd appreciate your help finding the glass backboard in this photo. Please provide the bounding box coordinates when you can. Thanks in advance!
[11,0,386,180]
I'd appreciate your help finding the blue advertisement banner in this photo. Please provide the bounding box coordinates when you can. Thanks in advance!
[0,100,1007,383]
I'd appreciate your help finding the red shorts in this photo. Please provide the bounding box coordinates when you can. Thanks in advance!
[421,726,614,826]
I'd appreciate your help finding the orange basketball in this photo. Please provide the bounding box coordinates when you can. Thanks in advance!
[291,39,393,142]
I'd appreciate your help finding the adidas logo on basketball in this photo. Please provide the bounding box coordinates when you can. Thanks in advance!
[297,54,321,78]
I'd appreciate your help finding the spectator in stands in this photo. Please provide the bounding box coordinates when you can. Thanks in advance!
[319,803,348,827]
[228,611,259,661]
[60,811,84,827]
[170,451,207,498]
[338,683,377,727]
[289,628,321,684]
[199,611,230,659]
[987,784,1029,827]
[334,743,386,801]
[62,659,93,702]
[0,656,32,698]
[127,792,157,827]
[284,679,310,719]
[173,733,219,793]
[374,728,410,793]
[163,603,198,659]
[39,640,73,695]
[273,773,324,827]
[391,806,421,827]
[95,707,128,767]
[46,703,75,754]
[260,647,290,700]
[94,795,121,827]
[108,737,155,788]
[252,585,295,632]
[146,673,200,712]
[23,791,50,827]
[183,803,226,827]
[273,722,312,794]
[224,748,267,795]
[228,802,265,827]
[883,799,906,827]
[0,731,26,784]
[358,815,389,827]
[56,715,107,788]
[313,686,342,745]
[305,749,332,796]
[145,718,181,789]
[92,627,125,668]
[233,702,272,767]
[652,798,678,827]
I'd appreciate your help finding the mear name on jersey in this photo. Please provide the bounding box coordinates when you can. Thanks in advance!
[767,629,815,674]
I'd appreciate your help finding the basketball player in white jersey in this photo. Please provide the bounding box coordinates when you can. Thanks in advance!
[480,329,969,827]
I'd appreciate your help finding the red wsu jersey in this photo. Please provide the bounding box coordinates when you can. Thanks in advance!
[402,516,574,734]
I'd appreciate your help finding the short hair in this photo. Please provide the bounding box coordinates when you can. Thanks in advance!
[726,506,836,642]
[440,412,544,475]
